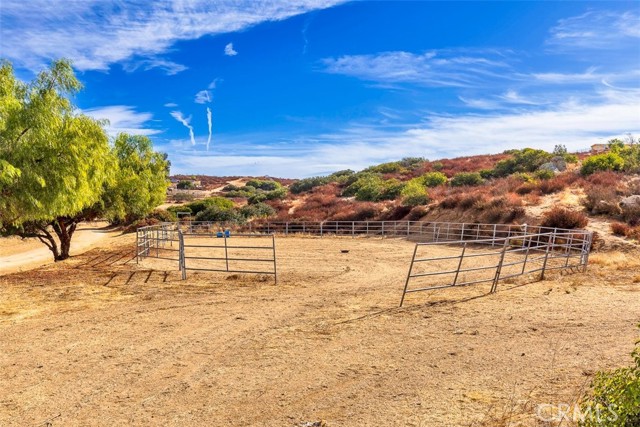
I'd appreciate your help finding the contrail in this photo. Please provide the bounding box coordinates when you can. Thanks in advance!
[170,111,195,145]
[206,107,212,150]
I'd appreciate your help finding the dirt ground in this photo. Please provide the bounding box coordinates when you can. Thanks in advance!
[1,235,639,426]
[0,222,119,275]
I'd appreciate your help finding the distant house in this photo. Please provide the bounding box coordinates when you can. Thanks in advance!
[590,143,609,153]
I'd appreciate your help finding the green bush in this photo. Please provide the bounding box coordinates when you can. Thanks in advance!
[534,169,555,180]
[186,197,234,215]
[580,328,639,427]
[289,176,330,194]
[401,179,429,206]
[239,202,275,219]
[420,171,448,187]
[245,179,281,191]
[493,148,553,177]
[581,153,625,175]
[176,180,195,189]
[195,206,245,223]
[450,172,483,187]
[364,161,405,174]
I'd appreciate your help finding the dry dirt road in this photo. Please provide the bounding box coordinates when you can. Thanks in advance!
[1,235,639,426]
[0,223,119,276]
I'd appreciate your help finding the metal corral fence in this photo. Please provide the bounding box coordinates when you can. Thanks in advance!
[399,228,593,307]
[179,231,277,284]
[136,223,277,284]
[193,220,590,244]
[136,221,591,298]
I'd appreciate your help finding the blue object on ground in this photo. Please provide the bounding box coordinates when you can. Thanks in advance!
[216,231,223,238]
[224,230,231,238]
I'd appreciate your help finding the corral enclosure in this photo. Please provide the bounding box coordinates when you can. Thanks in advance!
[136,221,592,307]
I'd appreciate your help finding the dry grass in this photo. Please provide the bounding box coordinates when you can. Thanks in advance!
[1,236,639,426]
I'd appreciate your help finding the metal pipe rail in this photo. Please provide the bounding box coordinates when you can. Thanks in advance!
[399,229,592,307]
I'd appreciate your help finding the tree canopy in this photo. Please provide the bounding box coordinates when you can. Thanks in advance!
[0,59,169,260]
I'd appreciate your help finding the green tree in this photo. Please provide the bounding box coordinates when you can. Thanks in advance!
[0,59,113,260]
[101,133,169,223]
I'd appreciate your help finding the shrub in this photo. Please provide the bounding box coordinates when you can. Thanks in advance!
[245,179,282,191]
[534,169,555,180]
[195,206,245,223]
[289,176,330,194]
[541,207,588,229]
[177,180,195,189]
[504,207,525,223]
[186,197,234,215]
[420,171,448,187]
[401,180,429,206]
[583,186,621,215]
[380,179,405,200]
[363,161,405,174]
[579,327,640,427]
[493,148,553,177]
[611,222,631,236]
[581,153,625,175]
[440,194,462,209]
[173,192,195,203]
[482,206,503,223]
[239,202,275,219]
[459,193,485,210]
[450,172,483,187]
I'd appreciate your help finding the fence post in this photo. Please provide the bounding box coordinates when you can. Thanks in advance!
[272,234,277,285]
[352,221,355,238]
[541,232,556,280]
[452,243,467,286]
[460,223,465,240]
[564,233,574,267]
[382,221,385,238]
[179,231,186,280]
[320,221,323,237]
[491,236,510,293]
[399,244,419,307]
[224,234,229,272]
[136,228,139,264]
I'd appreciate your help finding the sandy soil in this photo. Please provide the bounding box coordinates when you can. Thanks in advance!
[0,223,120,276]
[1,235,639,426]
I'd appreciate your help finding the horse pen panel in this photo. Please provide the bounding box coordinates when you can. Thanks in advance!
[181,234,277,282]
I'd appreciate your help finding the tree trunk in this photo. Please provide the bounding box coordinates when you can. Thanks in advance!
[51,218,77,261]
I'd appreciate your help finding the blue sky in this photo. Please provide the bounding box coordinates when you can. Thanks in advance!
[1,1,639,177]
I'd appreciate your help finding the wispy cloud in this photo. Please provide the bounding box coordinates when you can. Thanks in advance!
[224,42,238,56]
[122,57,188,75]
[195,90,211,104]
[170,111,195,145]
[0,0,345,73]
[164,102,178,108]
[547,10,640,50]
[320,50,513,88]
[82,105,160,137]
[169,87,640,177]
[206,107,213,151]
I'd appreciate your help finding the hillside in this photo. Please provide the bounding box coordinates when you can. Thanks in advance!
[166,143,640,247]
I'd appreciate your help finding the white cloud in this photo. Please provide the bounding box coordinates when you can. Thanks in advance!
[122,57,188,75]
[164,102,178,108]
[547,10,640,50]
[195,90,211,104]
[169,89,640,177]
[0,0,345,73]
[82,105,160,137]
[206,107,213,151]
[320,50,513,87]
[170,111,196,145]
[224,43,238,56]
